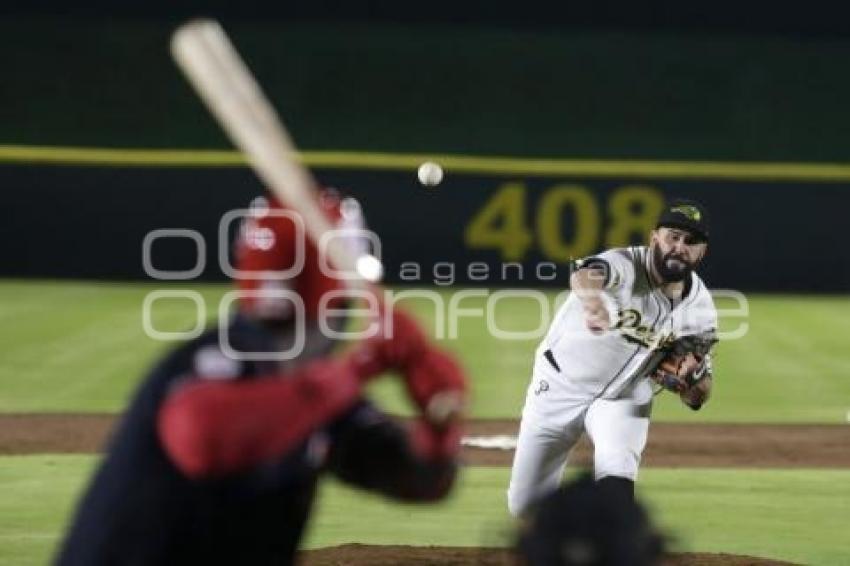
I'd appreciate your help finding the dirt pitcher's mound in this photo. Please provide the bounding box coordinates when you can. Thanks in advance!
[299,544,514,565]
[298,544,797,565]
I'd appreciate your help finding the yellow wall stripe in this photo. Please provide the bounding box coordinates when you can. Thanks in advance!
[2,144,850,182]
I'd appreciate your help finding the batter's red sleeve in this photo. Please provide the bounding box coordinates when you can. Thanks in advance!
[157,359,361,479]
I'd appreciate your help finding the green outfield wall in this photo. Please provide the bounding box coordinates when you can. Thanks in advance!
[2,147,848,292]
[6,18,850,162]
[7,18,850,291]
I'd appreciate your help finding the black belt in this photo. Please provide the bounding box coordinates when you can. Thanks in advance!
[543,349,561,372]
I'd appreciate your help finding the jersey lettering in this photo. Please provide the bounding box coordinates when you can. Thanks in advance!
[613,309,674,350]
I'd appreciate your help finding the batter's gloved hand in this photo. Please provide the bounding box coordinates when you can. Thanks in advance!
[346,306,467,426]
[379,307,430,370]
[404,347,468,427]
[347,306,429,380]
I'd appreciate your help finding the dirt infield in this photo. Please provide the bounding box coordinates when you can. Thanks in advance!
[2,414,848,469]
[462,420,850,468]
[298,544,797,565]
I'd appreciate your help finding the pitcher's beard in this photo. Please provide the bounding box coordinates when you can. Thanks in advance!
[652,243,694,283]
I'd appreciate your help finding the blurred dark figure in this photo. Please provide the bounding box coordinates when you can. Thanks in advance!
[55,190,467,566]
[517,474,664,566]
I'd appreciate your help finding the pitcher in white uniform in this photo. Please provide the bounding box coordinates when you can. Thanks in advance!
[508,199,718,516]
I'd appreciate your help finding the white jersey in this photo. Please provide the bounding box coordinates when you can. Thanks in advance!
[538,246,717,400]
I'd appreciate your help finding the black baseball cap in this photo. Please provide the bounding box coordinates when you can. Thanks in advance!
[656,198,710,242]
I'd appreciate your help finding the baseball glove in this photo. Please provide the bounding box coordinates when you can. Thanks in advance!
[651,332,718,411]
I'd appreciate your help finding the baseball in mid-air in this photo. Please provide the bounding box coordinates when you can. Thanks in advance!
[355,253,384,283]
[417,161,443,187]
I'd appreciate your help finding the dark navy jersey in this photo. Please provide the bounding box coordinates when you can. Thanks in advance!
[55,315,418,566]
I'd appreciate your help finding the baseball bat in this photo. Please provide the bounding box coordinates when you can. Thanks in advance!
[171,20,462,423]
[170,18,374,284]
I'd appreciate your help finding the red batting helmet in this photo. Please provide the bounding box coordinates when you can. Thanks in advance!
[234,188,364,321]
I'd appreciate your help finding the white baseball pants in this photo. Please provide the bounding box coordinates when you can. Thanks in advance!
[506,352,652,517]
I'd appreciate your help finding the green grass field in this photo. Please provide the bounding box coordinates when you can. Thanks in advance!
[1,280,849,422]
[1,456,848,566]
[1,280,849,565]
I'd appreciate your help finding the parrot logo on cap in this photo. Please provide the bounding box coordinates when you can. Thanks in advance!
[670,205,701,221]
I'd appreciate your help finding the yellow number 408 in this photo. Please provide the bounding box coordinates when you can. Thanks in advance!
[463,183,665,262]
